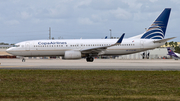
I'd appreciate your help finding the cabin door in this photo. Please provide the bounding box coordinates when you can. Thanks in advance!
[25,42,30,51]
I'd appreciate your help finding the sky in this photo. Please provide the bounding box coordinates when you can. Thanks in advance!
[1,0,180,44]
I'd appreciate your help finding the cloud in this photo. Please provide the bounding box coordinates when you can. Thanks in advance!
[21,12,32,19]
[91,14,107,23]
[110,7,132,20]
[171,0,180,5]
[149,0,158,2]
[0,0,180,43]
[122,0,142,10]
[78,18,94,25]
[75,0,92,8]
[4,20,20,25]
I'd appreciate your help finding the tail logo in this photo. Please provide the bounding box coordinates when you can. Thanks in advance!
[141,8,171,39]
[141,22,165,39]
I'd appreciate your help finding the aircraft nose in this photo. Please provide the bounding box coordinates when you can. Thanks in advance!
[6,48,13,54]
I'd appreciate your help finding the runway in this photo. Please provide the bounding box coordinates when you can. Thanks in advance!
[0,59,180,70]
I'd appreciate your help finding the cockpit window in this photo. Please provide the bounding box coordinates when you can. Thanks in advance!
[13,45,20,47]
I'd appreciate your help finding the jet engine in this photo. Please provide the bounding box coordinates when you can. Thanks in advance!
[64,51,81,59]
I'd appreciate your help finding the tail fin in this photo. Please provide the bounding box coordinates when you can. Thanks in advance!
[141,8,171,39]
[167,47,175,56]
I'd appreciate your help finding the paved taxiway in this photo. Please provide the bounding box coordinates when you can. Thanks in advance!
[0,59,180,70]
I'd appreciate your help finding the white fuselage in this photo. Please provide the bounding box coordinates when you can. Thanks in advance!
[6,38,165,57]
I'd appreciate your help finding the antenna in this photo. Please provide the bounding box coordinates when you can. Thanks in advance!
[109,29,112,39]
[49,27,51,39]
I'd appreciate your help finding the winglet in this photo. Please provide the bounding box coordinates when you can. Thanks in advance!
[81,33,125,53]
[116,33,125,44]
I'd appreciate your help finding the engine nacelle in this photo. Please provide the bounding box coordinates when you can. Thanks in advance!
[64,51,81,59]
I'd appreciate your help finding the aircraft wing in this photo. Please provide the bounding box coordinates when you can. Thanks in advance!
[153,37,176,43]
[81,33,125,54]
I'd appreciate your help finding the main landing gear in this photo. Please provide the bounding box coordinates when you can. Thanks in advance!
[86,57,94,62]
[22,58,26,62]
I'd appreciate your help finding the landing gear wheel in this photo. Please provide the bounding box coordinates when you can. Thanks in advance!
[86,57,94,62]
[22,58,26,62]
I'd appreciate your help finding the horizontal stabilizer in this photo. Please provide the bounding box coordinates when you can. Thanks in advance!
[153,37,176,43]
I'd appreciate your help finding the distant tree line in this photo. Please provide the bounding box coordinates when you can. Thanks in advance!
[165,41,180,53]
[0,42,14,45]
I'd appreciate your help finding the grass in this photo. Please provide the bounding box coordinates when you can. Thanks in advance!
[0,70,180,101]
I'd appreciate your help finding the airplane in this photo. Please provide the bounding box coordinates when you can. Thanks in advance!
[6,8,175,62]
[167,47,180,60]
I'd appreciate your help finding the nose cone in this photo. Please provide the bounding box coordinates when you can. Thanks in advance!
[6,48,13,54]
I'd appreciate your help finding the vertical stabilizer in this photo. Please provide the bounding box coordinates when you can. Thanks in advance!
[166,47,180,59]
[167,47,175,55]
[141,8,171,39]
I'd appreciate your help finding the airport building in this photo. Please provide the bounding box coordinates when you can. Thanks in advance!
[0,45,16,58]
[117,47,170,60]
[0,45,13,55]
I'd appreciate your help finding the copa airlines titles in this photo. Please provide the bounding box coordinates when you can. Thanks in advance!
[38,42,67,45]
